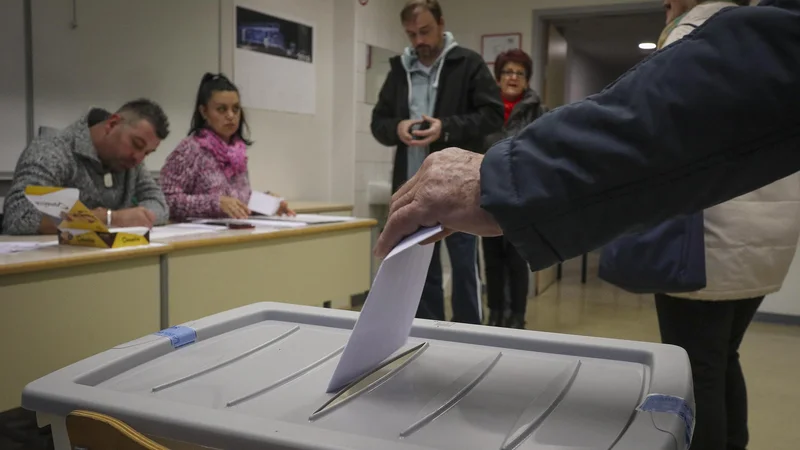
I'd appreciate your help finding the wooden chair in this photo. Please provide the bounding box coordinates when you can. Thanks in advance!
[66,410,168,450]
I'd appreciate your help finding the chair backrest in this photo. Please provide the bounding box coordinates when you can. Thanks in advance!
[37,126,60,138]
[66,410,169,450]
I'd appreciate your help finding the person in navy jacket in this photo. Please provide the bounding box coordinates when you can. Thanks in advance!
[374,0,800,279]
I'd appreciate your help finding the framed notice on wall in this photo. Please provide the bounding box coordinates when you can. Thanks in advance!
[234,5,316,114]
[481,33,522,64]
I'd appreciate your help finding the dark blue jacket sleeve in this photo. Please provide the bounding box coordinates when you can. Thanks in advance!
[480,1,800,271]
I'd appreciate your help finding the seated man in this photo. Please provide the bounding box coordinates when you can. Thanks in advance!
[2,99,171,235]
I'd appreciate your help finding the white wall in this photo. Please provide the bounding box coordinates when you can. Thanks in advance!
[0,0,27,177]
[352,0,407,218]
[28,0,335,202]
[762,236,800,317]
[438,0,655,56]
[564,47,622,103]
[31,0,219,173]
[220,0,335,201]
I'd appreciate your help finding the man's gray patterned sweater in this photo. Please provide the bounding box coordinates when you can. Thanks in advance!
[2,110,169,234]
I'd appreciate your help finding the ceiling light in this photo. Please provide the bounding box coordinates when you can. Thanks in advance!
[639,42,656,50]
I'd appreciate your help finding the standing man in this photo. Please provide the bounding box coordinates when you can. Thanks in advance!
[371,0,503,324]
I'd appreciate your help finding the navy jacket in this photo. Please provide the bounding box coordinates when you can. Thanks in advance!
[480,0,800,271]
[371,46,503,193]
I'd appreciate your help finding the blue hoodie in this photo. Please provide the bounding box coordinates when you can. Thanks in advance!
[400,32,459,180]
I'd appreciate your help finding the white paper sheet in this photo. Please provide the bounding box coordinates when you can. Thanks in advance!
[248,191,282,216]
[257,213,357,224]
[148,224,226,240]
[327,225,443,392]
[190,218,307,229]
[0,242,47,255]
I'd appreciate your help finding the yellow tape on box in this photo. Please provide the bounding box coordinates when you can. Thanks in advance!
[24,186,150,249]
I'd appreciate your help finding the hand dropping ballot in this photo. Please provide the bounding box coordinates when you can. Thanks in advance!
[327,225,442,392]
[24,186,150,249]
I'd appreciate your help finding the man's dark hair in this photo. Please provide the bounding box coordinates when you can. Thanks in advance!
[400,0,443,23]
[116,98,170,140]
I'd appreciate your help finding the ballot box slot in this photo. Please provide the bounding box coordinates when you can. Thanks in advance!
[226,345,346,407]
[151,326,300,393]
[310,342,429,421]
[400,351,503,438]
[501,359,582,450]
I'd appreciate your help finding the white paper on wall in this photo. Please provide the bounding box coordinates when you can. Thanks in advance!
[233,4,315,115]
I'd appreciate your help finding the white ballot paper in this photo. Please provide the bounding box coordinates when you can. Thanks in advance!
[327,225,442,392]
[248,191,283,216]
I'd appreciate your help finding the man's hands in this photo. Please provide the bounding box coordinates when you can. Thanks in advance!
[220,195,251,219]
[109,207,157,228]
[396,115,443,147]
[373,147,502,258]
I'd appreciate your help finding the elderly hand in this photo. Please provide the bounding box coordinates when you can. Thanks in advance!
[373,147,502,258]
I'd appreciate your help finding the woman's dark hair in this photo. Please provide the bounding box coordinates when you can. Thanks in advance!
[493,49,533,83]
[189,72,252,145]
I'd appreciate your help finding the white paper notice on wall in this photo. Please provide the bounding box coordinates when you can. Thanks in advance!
[327,225,442,392]
[233,5,315,115]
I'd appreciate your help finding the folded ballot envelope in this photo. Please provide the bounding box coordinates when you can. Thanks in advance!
[24,186,150,249]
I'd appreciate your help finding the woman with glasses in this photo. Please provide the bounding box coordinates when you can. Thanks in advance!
[482,49,548,328]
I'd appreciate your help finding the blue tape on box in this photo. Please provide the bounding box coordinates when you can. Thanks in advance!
[637,393,695,448]
[155,326,197,348]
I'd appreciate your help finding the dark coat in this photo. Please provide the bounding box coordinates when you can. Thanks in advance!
[370,46,504,193]
[480,0,800,271]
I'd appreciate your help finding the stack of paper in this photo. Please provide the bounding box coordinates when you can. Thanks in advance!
[148,224,227,240]
[254,213,357,224]
[0,242,48,255]
[190,218,308,229]
[327,226,442,392]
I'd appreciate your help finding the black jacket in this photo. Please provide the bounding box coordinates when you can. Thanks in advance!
[370,46,503,192]
[483,89,547,152]
[480,0,800,272]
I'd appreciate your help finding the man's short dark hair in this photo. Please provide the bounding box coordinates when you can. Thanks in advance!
[116,98,170,140]
[400,0,442,23]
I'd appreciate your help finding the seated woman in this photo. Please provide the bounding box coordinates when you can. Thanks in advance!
[482,49,548,329]
[160,73,293,221]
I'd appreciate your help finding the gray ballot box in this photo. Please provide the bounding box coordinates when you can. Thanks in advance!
[22,302,694,450]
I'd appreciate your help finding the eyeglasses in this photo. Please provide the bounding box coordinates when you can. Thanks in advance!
[501,70,526,79]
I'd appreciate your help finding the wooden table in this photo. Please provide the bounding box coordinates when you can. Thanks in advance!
[290,201,354,216]
[0,237,165,412]
[0,203,374,412]
[155,219,376,326]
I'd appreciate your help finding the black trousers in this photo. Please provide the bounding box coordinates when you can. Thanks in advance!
[482,236,529,315]
[417,232,482,324]
[655,294,763,450]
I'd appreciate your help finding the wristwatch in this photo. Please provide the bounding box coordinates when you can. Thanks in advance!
[106,209,112,227]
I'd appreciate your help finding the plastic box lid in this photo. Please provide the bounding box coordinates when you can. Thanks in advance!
[22,302,694,450]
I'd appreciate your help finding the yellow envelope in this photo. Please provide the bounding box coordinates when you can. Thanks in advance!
[24,186,151,249]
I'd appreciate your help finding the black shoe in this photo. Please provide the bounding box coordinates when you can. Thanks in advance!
[506,313,526,329]
[487,310,504,327]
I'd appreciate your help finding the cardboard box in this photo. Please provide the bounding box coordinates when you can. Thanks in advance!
[24,186,150,249]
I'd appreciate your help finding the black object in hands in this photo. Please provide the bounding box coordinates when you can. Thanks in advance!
[409,120,431,140]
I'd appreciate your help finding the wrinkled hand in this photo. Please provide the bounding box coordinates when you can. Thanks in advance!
[373,148,502,258]
[219,195,250,219]
[410,115,442,147]
[277,200,296,217]
[397,118,423,146]
[112,207,157,228]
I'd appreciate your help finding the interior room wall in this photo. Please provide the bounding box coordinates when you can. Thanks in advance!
[438,0,656,58]
[543,24,567,108]
[352,0,407,219]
